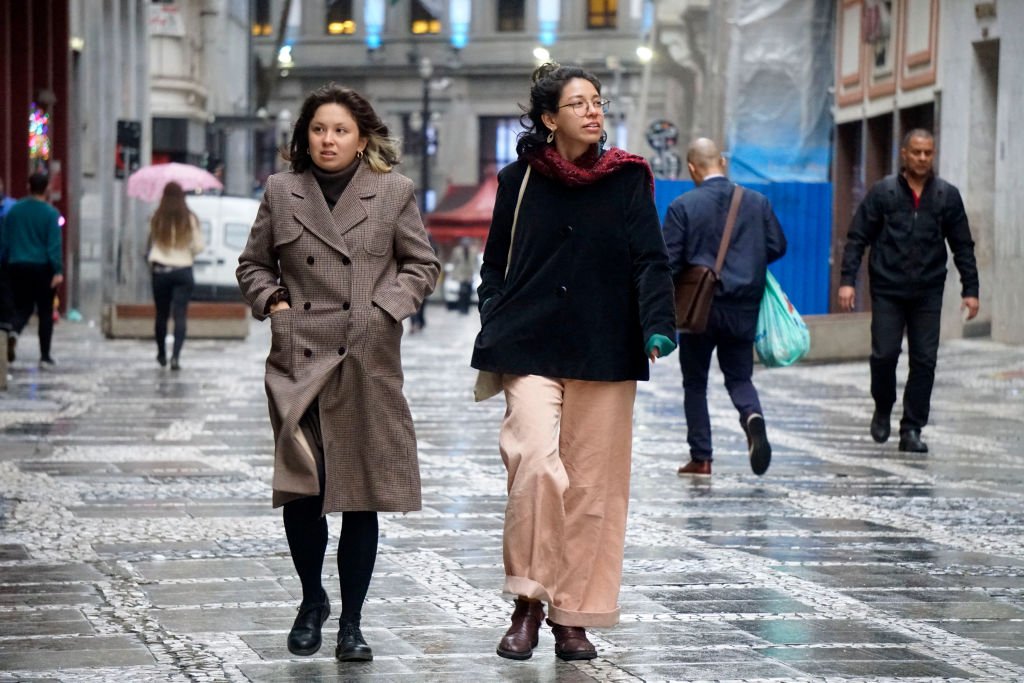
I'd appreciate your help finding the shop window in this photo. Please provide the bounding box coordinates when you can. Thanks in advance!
[253,0,272,35]
[326,0,356,34]
[411,0,441,34]
[498,0,525,32]
[587,0,617,30]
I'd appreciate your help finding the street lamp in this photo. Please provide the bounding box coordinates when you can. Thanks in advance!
[418,57,433,214]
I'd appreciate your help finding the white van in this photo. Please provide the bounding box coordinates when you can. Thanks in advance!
[186,195,261,300]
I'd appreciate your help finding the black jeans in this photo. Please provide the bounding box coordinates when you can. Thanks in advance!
[870,290,943,434]
[678,305,763,461]
[151,266,194,360]
[9,263,56,359]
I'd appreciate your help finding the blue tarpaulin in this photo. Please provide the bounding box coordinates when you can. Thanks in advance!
[654,179,832,316]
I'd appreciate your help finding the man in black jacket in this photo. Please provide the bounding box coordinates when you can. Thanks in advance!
[839,129,979,453]
[664,138,787,477]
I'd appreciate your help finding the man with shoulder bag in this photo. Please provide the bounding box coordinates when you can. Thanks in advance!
[663,138,787,477]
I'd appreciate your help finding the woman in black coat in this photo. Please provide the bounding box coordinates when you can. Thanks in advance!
[471,63,677,662]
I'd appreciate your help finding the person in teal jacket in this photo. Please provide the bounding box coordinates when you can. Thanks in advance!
[1,172,63,365]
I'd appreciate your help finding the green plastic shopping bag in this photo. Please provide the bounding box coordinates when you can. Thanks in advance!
[754,271,810,367]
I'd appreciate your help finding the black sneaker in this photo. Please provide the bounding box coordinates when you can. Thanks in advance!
[746,413,772,476]
[39,356,56,367]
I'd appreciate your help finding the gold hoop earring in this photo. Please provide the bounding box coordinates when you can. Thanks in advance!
[546,131,555,143]
[356,150,364,159]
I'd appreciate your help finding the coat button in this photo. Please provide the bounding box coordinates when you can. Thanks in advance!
[303,348,312,358]
[563,224,574,236]
[307,255,314,265]
[557,285,568,297]
[342,302,350,310]
[341,256,351,265]
[303,302,311,310]
[338,346,346,355]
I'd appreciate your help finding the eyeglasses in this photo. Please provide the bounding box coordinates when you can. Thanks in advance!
[557,98,610,117]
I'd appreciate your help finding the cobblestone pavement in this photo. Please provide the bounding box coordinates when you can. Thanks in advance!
[1,307,1023,683]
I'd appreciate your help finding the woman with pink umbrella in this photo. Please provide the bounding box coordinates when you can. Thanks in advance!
[146,182,205,369]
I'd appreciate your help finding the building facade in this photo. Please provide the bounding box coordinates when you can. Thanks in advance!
[252,0,671,213]
[832,0,1023,343]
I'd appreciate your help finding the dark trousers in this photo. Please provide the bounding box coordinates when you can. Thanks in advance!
[9,263,56,359]
[870,290,943,434]
[284,399,379,620]
[456,280,472,314]
[151,266,194,360]
[678,305,763,461]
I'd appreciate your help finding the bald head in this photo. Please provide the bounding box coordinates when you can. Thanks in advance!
[686,137,726,184]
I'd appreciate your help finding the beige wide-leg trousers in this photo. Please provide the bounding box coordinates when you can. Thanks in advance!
[500,374,637,628]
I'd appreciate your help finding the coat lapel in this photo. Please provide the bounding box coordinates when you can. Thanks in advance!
[290,170,351,256]
[332,163,380,236]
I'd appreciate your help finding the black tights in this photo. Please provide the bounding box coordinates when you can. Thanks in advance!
[283,400,379,621]
[283,502,378,620]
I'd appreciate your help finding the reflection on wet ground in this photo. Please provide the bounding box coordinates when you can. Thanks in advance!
[0,311,1022,681]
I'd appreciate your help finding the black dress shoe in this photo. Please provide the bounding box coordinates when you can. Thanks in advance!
[870,409,891,443]
[336,618,373,661]
[287,591,330,656]
[898,429,928,453]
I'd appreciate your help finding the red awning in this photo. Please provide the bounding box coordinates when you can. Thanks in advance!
[426,175,498,244]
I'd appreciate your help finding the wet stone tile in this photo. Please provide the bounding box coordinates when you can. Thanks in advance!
[0,636,155,671]
[143,579,292,607]
[728,619,919,645]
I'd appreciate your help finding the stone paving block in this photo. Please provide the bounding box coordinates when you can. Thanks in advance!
[0,582,102,608]
[728,618,920,645]
[0,544,30,560]
[242,627,424,658]
[238,659,414,681]
[133,558,280,581]
[158,605,297,633]
[0,635,155,672]
[0,608,94,636]
[619,660,806,680]
[143,579,292,607]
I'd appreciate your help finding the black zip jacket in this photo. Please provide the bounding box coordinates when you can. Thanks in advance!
[841,173,978,298]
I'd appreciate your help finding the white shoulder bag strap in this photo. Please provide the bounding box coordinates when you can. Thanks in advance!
[503,166,531,278]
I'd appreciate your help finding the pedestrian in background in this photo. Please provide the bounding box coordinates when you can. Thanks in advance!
[838,128,979,453]
[237,84,439,662]
[471,62,676,662]
[146,181,204,370]
[663,138,787,478]
[449,238,477,315]
[0,172,63,366]
[0,176,17,349]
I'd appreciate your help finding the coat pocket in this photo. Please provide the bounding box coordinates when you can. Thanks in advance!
[365,303,402,376]
[267,307,294,376]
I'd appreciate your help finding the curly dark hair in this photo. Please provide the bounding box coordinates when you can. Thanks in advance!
[283,83,400,173]
[516,62,603,156]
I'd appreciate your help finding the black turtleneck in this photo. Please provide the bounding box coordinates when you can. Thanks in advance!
[311,158,361,210]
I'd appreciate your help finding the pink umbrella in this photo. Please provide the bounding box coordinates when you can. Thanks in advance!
[126,162,223,202]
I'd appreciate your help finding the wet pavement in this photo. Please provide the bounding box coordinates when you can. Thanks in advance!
[1,307,1023,682]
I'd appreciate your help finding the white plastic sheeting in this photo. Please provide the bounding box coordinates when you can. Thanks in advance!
[725,0,834,182]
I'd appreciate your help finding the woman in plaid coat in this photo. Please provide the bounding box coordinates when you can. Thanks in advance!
[237,84,439,662]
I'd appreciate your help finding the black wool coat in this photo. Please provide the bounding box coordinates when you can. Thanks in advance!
[471,158,676,382]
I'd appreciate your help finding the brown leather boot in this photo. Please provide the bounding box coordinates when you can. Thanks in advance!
[547,619,597,661]
[496,598,545,660]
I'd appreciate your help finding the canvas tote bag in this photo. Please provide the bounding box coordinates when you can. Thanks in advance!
[472,166,531,402]
[673,186,744,334]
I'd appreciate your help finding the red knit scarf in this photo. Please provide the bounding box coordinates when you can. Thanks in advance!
[524,144,655,196]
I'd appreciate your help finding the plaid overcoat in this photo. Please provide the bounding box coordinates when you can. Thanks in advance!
[237,165,440,512]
